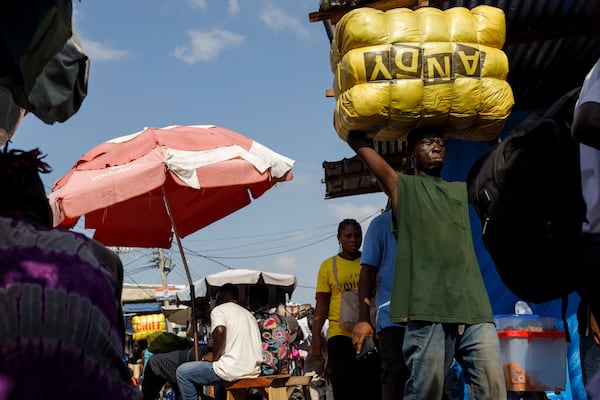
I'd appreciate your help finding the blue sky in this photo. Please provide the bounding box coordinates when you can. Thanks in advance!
[11,0,387,305]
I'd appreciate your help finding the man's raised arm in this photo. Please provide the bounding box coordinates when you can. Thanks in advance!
[347,130,398,213]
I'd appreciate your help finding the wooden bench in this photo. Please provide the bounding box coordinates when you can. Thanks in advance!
[223,374,312,400]
[284,375,312,399]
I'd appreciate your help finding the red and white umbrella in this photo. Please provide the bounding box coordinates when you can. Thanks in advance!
[49,124,295,358]
[50,124,294,247]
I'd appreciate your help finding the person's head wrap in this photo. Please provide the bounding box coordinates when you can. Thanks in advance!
[0,146,52,227]
[406,127,445,152]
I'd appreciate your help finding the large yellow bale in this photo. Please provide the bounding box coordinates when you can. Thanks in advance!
[331,5,514,142]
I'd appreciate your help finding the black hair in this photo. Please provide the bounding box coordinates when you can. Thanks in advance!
[218,283,239,301]
[0,147,53,227]
[248,283,269,308]
[337,218,362,236]
[0,147,51,183]
[406,127,445,152]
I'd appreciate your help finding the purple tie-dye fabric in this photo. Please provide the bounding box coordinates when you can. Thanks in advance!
[0,216,141,400]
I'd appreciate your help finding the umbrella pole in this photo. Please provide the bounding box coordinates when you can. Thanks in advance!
[161,185,200,361]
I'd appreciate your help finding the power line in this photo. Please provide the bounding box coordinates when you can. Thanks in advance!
[184,209,382,259]
[184,221,339,243]
[115,209,382,288]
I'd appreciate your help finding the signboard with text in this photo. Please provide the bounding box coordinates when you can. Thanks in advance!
[155,286,177,301]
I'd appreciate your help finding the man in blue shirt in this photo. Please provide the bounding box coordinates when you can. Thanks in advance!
[352,205,409,400]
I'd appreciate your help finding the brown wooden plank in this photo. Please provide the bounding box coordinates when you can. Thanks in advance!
[285,375,313,386]
[265,386,288,400]
[226,389,250,400]
[224,374,291,390]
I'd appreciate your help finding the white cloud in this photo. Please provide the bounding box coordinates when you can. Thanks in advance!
[173,29,245,64]
[79,37,130,61]
[228,0,240,14]
[184,0,237,13]
[273,253,300,271]
[72,7,129,62]
[72,6,82,24]
[186,0,207,10]
[280,171,321,198]
[260,7,310,39]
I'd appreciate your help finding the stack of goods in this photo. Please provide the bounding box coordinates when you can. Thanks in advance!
[330,5,514,142]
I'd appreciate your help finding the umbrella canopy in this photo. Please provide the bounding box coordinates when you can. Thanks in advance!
[49,124,294,360]
[176,268,297,302]
[49,124,295,248]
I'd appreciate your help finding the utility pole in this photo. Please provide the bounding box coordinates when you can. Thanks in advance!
[158,248,171,307]
[157,248,175,333]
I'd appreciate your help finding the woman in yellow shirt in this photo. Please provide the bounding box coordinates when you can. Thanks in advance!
[310,218,381,400]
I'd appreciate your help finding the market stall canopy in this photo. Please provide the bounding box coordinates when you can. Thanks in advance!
[49,124,294,361]
[177,269,297,303]
[161,304,191,326]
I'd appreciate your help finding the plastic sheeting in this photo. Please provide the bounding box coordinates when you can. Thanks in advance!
[0,1,89,124]
[331,6,514,142]
[0,87,25,145]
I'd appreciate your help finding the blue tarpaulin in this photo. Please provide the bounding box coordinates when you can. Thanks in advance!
[122,302,162,314]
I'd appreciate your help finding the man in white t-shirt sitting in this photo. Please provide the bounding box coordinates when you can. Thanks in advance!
[176,284,263,400]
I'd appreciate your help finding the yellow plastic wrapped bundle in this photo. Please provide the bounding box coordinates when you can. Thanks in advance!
[331,5,514,142]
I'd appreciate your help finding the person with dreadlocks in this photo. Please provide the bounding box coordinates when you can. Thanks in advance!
[0,147,141,400]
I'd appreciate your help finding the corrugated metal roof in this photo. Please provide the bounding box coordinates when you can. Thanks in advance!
[315,0,600,198]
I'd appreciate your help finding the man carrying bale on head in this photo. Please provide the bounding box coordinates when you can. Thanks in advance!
[348,128,506,400]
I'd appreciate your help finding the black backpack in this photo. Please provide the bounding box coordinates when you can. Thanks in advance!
[467,87,585,304]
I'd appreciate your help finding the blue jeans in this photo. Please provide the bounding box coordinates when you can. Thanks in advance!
[402,321,506,400]
[176,361,221,400]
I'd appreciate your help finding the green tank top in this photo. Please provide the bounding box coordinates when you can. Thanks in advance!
[389,173,493,324]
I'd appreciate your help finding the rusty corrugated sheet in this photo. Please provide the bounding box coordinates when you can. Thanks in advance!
[323,139,412,199]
